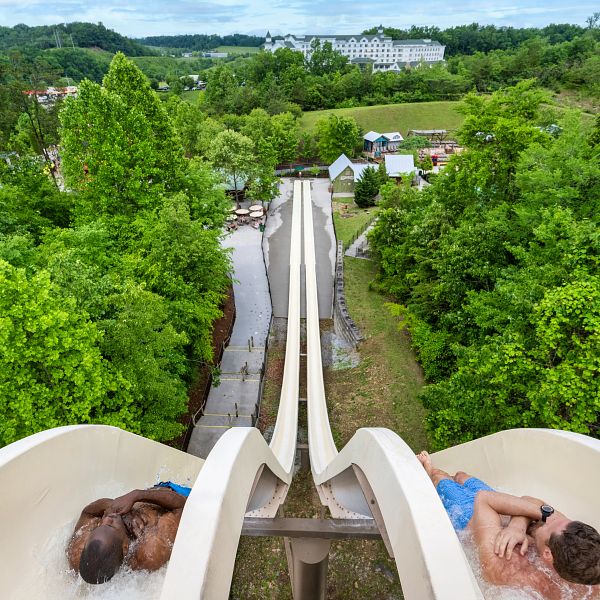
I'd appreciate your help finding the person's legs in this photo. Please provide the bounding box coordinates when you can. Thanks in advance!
[417,451,454,486]
[453,471,473,485]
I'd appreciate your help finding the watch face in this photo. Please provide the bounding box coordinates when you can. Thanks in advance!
[541,505,554,521]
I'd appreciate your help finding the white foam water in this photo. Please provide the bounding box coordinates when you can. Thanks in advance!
[12,519,166,600]
[459,530,597,600]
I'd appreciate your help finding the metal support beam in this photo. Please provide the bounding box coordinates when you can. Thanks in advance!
[297,443,310,471]
[285,537,330,600]
[241,517,381,539]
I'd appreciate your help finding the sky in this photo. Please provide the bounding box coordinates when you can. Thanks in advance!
[0,0,596,38]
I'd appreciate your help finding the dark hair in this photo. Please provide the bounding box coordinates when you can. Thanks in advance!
[79,538,124,584]
[549,521,600,585]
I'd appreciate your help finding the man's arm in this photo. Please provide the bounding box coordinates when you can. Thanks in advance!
[476,490,544,521]
[72,498,113,530]
[106,488,187,515]
[495,495,546,559]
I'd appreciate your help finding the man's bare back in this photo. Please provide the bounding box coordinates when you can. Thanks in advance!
[67,486,187,582]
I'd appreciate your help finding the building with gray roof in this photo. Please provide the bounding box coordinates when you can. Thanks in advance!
[264,26,444,72]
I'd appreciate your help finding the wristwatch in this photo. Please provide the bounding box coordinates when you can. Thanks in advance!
[541,504,554,522]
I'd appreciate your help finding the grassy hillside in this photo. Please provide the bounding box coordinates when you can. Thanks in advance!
[213,45,260,54]
[301,101,464,135]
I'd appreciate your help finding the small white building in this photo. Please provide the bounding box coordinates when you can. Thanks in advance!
[329,154,372,195]
[384,154,417,179]
[363,131,404,156]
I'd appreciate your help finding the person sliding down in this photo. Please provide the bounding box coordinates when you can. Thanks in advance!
[417,451,600,599]
[67,482,191,584]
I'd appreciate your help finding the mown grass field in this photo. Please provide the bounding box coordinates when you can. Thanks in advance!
[300,101,464,135]
[213,45,260,54]
[332,199,377,248]
[181,89,205,104]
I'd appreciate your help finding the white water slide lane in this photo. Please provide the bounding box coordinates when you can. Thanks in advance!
[0,180,304,599]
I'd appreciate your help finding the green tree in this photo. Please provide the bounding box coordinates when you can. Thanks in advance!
[354,166,380,207]
[207,129,255,206]
[420,154,434,171]
[60,53,185,223]
[315,114,362,163]
[377,160,388,185]
[129,194,231,362]
[307,39,348,76]
[0,260,138,446]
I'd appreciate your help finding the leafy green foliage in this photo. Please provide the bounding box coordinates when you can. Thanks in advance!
[0,260,139,446]
[0,52,231,447]
[354,167,380,208]
[369,83,600,448]
[315,114,362,163]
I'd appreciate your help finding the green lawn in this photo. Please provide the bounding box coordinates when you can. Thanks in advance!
[332,200,377,247]
[301,101,464,136]
[181,89,205,104]
[213,45,260,54]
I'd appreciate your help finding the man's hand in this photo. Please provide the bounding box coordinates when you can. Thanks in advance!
[494,525,529,559]
[104,490,141,516]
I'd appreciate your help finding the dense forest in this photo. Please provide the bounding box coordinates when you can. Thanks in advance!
[0,22,151,56]
[136,33,263,51]
[1,20,598,115]
[363,22,591,56]
[0,54,233,446]
[369,82,600,448]
[198,25,600,115]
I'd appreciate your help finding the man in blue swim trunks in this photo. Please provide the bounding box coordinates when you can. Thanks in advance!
[67,482,191,584]
[417,451,600,599]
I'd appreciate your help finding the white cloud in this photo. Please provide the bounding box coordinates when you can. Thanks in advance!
[0,0,594,37]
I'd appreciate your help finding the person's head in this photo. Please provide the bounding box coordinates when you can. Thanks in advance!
[79,514,129,584]
[532,518,600,585]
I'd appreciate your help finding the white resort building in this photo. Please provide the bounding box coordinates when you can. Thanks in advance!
[263,26,445,72]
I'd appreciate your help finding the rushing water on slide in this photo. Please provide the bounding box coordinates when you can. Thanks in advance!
[12,519,166,600]
[459,531,597,600]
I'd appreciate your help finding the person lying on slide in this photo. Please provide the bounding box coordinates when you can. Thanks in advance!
[67,482,191,584]
[418,451,600,599]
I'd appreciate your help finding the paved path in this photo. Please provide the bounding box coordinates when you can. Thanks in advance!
[187,225,271,459]
[187,178,336,458]
[263,178,336,319]
[345,222,376,259]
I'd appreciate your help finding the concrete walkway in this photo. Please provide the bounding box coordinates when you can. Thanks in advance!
[345,222,376,259]
[187,225,272,459]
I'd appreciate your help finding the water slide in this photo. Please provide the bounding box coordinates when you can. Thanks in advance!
[2,179,599,599]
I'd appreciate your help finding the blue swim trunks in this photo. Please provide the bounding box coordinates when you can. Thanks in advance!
[436,477,494,530]
[155,481,192,497]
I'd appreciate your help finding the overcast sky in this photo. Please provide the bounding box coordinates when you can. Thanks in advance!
[0,0,595,38]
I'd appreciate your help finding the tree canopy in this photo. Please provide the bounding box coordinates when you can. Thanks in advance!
[369,82,600,449]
